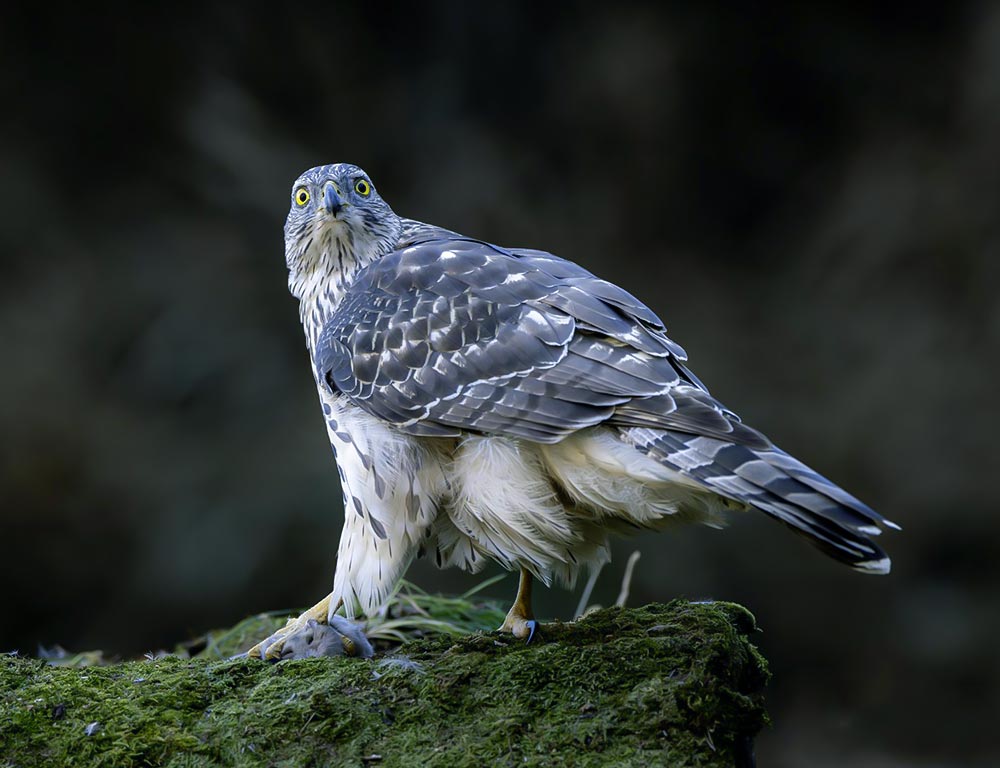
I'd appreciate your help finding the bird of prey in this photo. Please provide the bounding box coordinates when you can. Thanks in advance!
[247,163,897,660]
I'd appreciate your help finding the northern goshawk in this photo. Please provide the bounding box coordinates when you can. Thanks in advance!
[247,163,897,660]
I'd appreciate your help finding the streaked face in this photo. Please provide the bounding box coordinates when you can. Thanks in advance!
[283,163,400,274]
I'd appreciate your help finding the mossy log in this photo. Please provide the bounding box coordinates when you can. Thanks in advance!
[0,601,768,767]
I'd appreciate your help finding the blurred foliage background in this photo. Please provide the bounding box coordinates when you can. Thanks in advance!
[1,3,997,766]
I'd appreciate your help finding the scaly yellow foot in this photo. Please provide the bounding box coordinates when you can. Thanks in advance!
[245,596,373,661]
[498,568,539,642]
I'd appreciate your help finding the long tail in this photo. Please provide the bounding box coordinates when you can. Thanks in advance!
[624,428,899,573]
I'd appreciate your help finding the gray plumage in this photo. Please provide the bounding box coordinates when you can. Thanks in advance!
[284,163,897,618]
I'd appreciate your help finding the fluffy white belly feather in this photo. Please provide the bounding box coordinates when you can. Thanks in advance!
[321,384,729,617]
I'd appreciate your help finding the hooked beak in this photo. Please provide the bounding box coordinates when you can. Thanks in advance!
[324,185,344,216]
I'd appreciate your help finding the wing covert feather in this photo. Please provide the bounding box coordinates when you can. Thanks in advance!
[316,236,745,444]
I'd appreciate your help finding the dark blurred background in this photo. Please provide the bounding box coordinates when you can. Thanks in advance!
[1,3,997,765]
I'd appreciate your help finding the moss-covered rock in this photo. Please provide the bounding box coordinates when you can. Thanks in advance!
[0,601,768,767]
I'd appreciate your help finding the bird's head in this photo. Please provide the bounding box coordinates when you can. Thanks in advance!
[284,163,402,299]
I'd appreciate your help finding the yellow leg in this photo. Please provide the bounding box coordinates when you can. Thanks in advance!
[499,568,538,641]
[246,595,350,660]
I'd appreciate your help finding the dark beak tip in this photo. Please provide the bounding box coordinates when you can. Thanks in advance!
[324,186,343,215]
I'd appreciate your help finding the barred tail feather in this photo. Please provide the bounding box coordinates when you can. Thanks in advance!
[624,427,897,574]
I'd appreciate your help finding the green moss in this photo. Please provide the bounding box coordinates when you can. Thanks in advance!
[0,601,768,767]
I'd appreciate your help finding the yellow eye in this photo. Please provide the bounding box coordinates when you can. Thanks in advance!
[294,188,310,206]
[354,179,371,197]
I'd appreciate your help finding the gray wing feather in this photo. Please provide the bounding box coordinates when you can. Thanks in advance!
[317,236,700,443]
[625,428,895,571]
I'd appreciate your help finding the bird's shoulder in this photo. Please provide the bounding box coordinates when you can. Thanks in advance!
[347,222,554,299]
[337,220,671,340]
[321,221,698,377]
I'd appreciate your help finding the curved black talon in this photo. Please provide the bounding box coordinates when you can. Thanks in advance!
[525,620,538,644]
